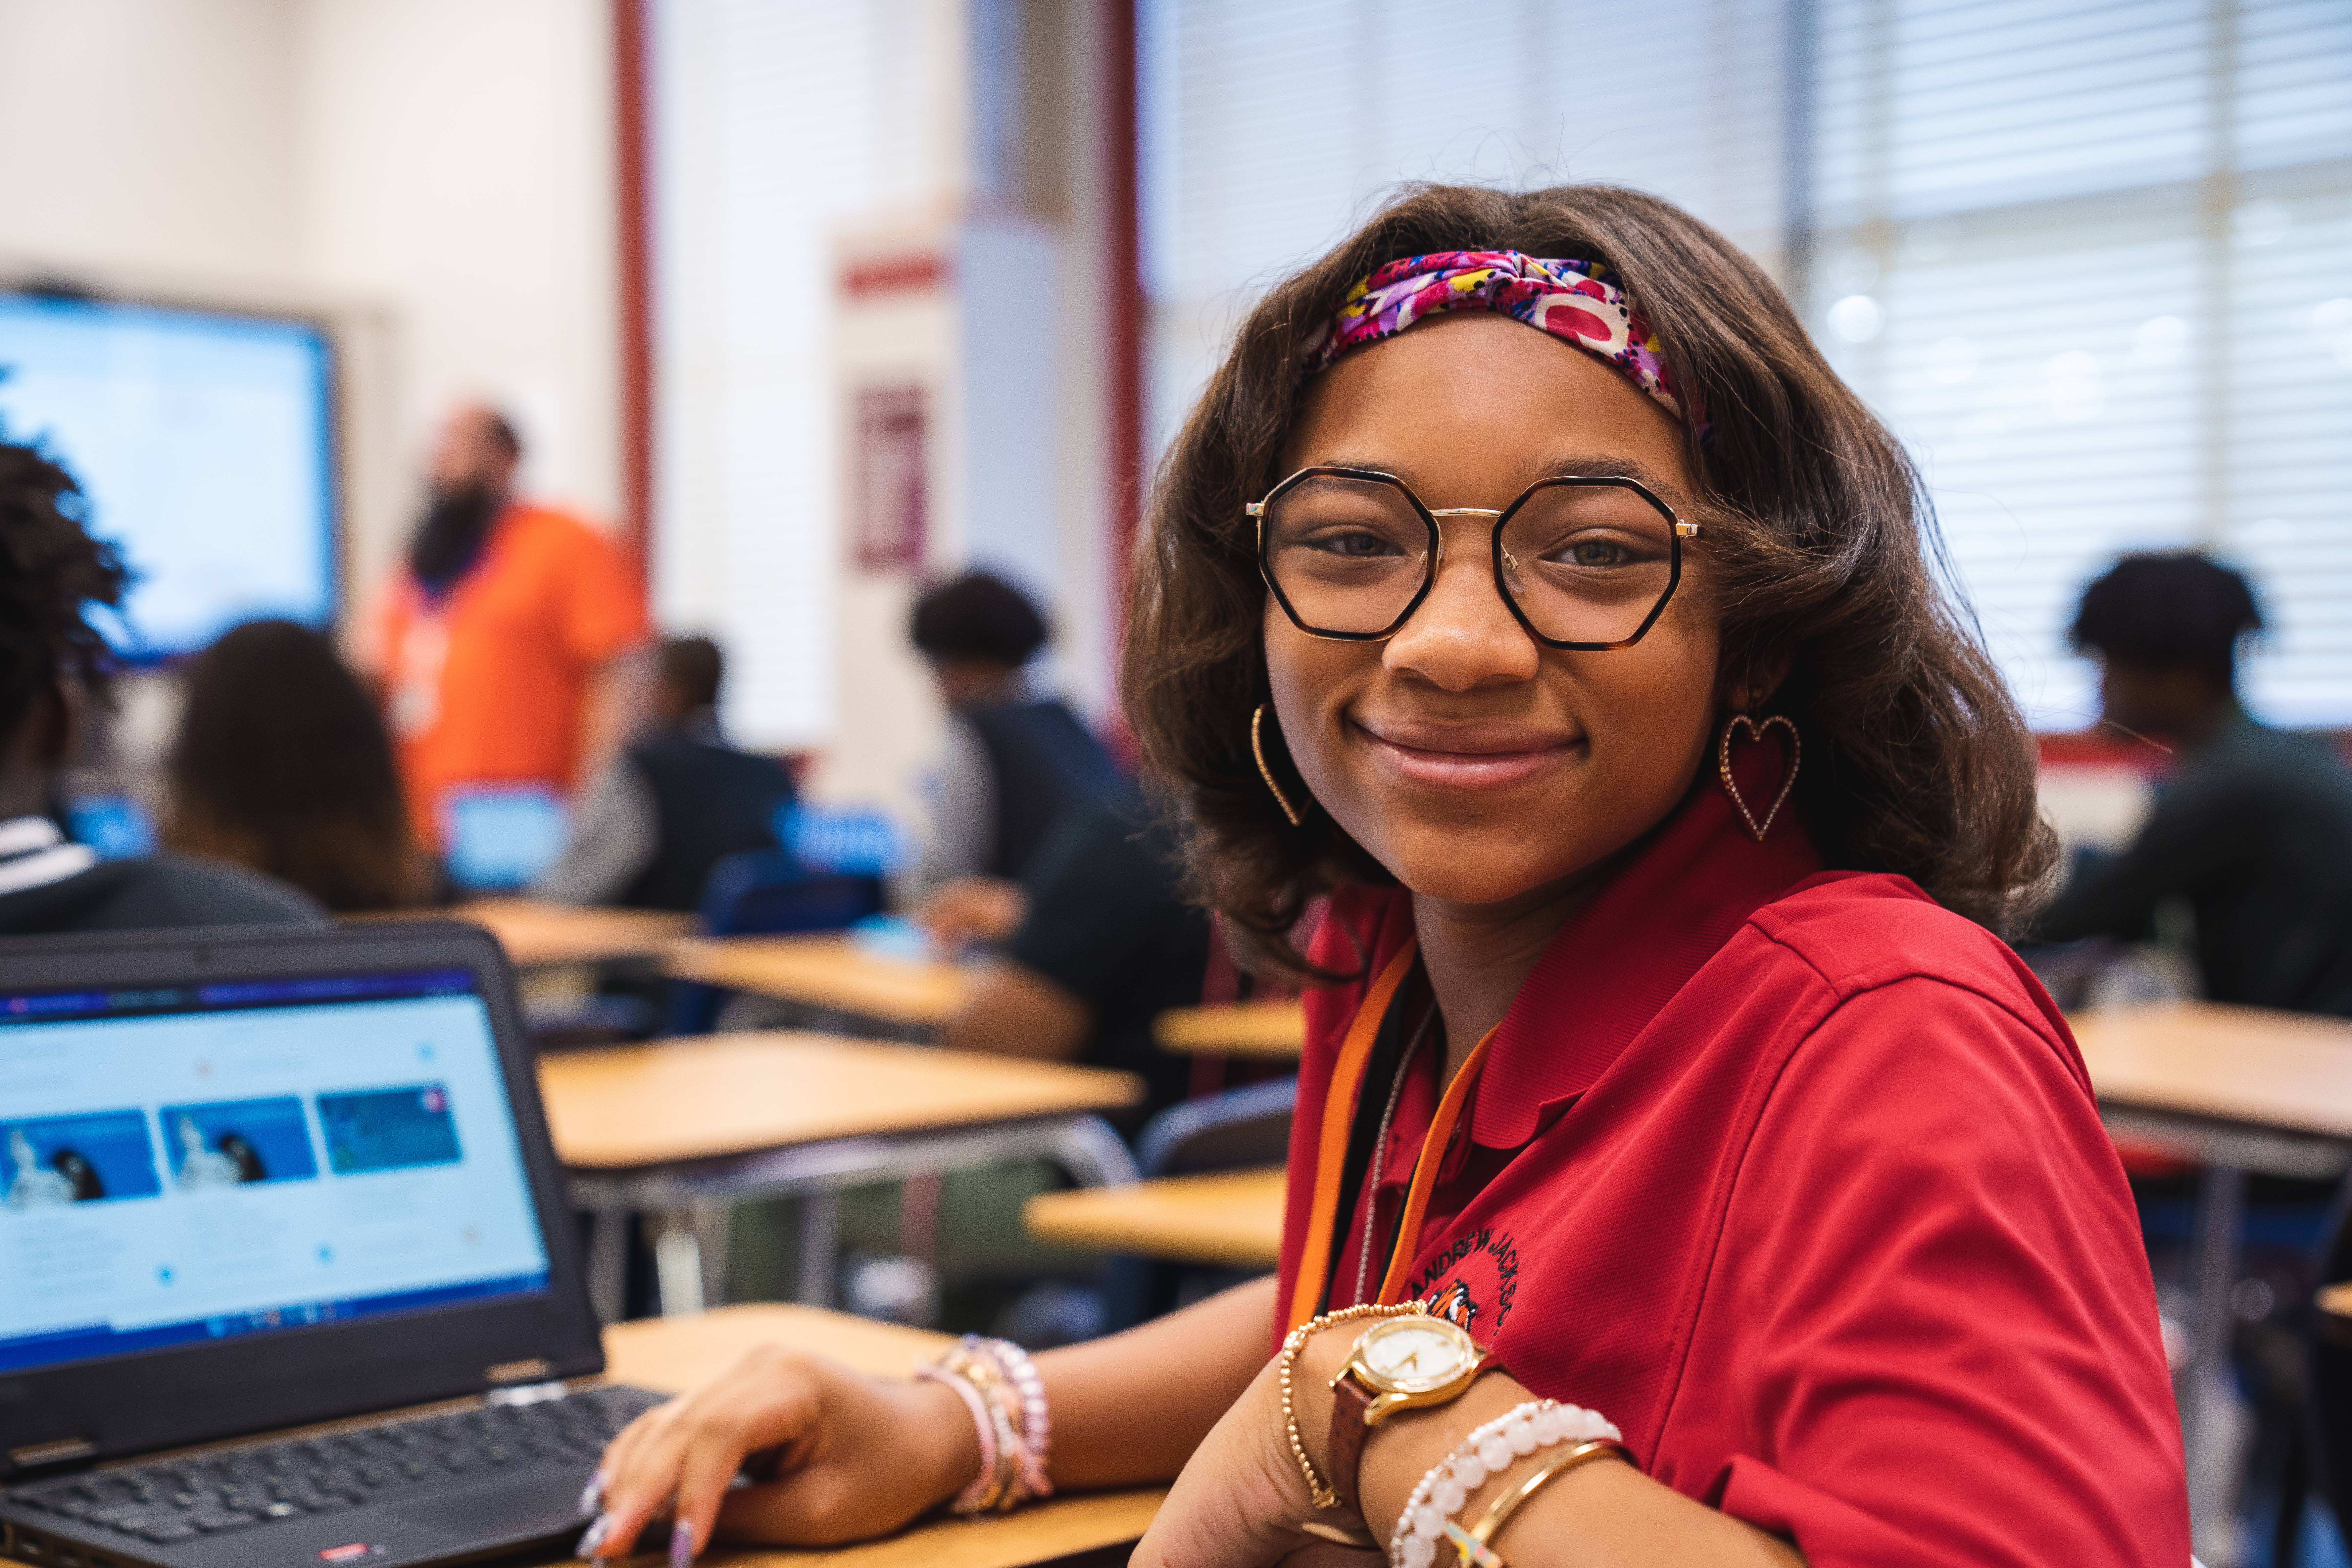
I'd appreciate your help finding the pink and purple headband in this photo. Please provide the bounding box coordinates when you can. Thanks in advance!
[1307,250,1686,424]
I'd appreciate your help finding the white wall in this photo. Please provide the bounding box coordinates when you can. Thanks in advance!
[0,0,624,659]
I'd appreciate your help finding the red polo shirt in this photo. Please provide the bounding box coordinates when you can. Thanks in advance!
[1275,771,2188,1567]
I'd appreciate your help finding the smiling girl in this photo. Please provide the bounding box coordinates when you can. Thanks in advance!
[582,185,2187,1568]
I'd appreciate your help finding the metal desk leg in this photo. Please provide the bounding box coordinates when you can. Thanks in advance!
[653,1211,706,1317]
[586,1206,629,1325]
[2184,1162,2246,1565]
[798,1188,841,1308]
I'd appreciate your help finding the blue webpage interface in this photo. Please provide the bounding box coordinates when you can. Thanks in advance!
[0,972,550,1374]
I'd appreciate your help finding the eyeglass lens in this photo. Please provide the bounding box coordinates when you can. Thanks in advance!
[1262,474,1676,645]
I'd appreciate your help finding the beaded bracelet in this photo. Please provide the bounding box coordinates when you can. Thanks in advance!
[917,1335,1056,1516]
[1276,1301,1427,1510]
[1386,1399,1621,1568]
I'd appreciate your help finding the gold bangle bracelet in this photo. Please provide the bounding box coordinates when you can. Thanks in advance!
[1275,1302,1425,1510]
[1445,1437,1630,1566]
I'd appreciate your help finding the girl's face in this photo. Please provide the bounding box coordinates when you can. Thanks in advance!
[1264,313,1721,909]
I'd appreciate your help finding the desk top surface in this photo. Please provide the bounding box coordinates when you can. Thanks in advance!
[665,936,976,1026]
[350,898,695,969]
[1023,1167,1286,1268]
[2068,999,2352,1139]
[540,1031,1143,1170]
[0,1306,1161,1568]
[1152,1000,1307,1059]
[584,1305,1161,1568]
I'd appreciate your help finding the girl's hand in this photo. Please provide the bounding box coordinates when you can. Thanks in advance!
[1129,1353,1344,1568]
[580,1344,977,1563]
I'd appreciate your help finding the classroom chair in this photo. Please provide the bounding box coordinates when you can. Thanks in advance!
[1100,1076,1298,1331]
[663,849,888,1034]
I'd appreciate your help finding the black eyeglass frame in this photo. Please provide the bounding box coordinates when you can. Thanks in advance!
[1247,464,1702,651]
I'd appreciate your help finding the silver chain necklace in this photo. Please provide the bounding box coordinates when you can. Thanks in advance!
[1352,999,1439,1307]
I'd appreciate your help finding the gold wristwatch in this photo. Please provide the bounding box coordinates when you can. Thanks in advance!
[1326,1314,1500,1515]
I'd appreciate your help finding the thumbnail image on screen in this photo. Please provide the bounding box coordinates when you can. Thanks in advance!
[1,1112,161,1208]
[158,1097,320,1190]
[317,1085,464,1175]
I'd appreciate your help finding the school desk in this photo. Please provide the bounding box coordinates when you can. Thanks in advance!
[540,1033,1143,1318]
[1152,1000,1308,1060]
[0,1306,1163,1568]
[1022,1167,1286,1268]
[664,935,976,1033]
[2069,999,2352,1537]
[348,897,694,970]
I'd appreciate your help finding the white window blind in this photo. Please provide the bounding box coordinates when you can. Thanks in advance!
[1140,0,1792,459]
[646,0,946,748]
[1805,0,2352,728]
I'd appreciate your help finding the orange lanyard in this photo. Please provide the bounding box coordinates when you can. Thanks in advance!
[1285,939,1497,1331]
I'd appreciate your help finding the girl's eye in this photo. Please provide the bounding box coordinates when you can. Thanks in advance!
[1313,530,1403,558]
[1557,537,1636,568]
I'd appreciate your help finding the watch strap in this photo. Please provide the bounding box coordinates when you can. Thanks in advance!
[1327,1373,1376,1516]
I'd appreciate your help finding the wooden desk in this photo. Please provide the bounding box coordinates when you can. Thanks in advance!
[666,936,976,1029]
[350,898,693,969]
[1023,1168,1285,1268]
[1153,1000,1306,1060]
[0,1306,1161,1568]
[541,1033,1144,1315]
[2066,999,2352,1542]
[591,1305,1161,1568]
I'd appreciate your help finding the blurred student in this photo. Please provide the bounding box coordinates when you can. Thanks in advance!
[0,441,317,934]
[940,797,1209,1131]
[537,636,795,911]
[162,618,435,913]
[376,404,647,851]
[2035,552,2352,1014]
[902,572,1126,915]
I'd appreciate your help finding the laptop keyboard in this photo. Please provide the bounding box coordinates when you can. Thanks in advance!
[6,1384,665,1548]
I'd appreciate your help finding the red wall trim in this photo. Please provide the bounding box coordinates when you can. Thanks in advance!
[1104,0,1144,701]
[614,0,654,574]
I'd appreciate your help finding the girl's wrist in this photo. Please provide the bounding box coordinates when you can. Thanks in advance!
[903,1373,987,1511]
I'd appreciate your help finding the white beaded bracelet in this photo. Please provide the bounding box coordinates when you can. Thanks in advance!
[1387,1399,1621,1568]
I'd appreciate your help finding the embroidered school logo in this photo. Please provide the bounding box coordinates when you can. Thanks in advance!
[1411,1225,1520,1334]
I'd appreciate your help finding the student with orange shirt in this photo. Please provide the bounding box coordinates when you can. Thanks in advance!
[376,405,648,851]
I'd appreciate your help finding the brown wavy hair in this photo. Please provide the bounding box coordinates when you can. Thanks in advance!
[1121,184,2056,973]
[164,619,434,913]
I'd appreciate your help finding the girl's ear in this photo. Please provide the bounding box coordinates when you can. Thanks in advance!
[1720,642,1796,713]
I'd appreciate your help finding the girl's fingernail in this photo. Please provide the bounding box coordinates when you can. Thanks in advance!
[577,1470,607,1516]
[575,1514,613,1557]
[669,1519,696,1567]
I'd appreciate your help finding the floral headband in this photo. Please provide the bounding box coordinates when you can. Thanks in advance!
[1307,249,1686,424]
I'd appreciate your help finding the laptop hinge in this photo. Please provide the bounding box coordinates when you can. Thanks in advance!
[8,1438,96,1472]
[484,1358,555,1387]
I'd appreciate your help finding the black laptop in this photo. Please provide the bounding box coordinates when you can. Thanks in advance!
[0,921,665,1568]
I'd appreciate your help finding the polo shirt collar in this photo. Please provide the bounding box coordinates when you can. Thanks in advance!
[1469,751,1824,1149]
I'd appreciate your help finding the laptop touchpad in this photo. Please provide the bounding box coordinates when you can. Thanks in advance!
[385,1471,588,1539]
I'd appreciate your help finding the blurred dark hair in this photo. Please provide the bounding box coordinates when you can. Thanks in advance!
[910,571,1048,667]
[659,636,725,712]
[1123,183,2059,970]
[479,410,522,462]
[2071,552,2261,684]
[164,620,432,912]
[0,439,129,748]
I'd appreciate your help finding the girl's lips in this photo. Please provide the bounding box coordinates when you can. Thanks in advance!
[1354,721,1584,791]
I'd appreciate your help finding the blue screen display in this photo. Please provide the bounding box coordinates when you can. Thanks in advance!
[0,290,336,659]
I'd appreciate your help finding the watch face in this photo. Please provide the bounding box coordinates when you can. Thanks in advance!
[1357,1316,1476,1392]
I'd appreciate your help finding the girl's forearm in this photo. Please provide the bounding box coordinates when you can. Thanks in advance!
[1034,1273,1278,1489]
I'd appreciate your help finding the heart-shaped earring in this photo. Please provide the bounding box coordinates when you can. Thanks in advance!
[1718,713,1800,842]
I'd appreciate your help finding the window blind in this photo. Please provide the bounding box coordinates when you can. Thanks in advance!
[646,0,942,748]
[1805,0,2352,727]
[1140,0,1792,458]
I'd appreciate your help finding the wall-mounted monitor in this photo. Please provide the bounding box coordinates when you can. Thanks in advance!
[0,289,337,660]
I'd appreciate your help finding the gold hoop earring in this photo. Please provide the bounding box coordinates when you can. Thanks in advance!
[1252,704,1307,828]
[1718,713,1800,842]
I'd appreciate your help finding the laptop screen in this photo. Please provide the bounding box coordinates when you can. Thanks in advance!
[0,968,552,1375]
